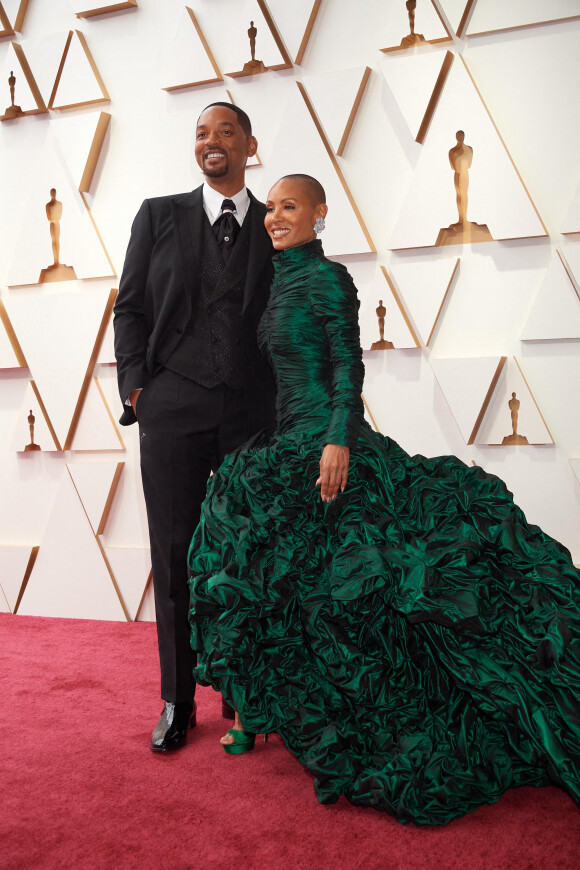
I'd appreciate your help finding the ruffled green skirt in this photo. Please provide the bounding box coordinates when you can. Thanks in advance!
[188,424,580,825]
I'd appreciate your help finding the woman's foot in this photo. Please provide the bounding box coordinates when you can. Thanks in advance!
[220,710,244,746]
[220,711,256,754]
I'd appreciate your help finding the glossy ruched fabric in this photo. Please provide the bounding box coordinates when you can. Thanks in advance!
[188,239,580,825]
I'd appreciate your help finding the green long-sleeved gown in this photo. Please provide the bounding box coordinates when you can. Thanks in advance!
[188,239,580,825]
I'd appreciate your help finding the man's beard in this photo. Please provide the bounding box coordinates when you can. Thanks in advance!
[203,158,229,178]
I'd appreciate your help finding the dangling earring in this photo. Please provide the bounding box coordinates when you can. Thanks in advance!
[313,217,325,234]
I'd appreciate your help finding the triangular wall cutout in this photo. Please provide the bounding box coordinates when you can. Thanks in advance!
[521,252,580,341]
[136,574,155,622]
[267,0,322,65]
[250,84,374,255]
[105,547,151,621]
[390,57,547,249]
[0,545,38,612]
[0,1,31,38]
[0,300,25,369]
[18,471,127,620]
[6,134,114,286]
[467,0,580,36]
[70,1,138,18]
[11,380,62,452]
[48,30,110,110]
[437,0,473,37]
[0,41,47,120]
[477,357,554,445]
[379,49,453,144]
[381,0,451,51]
[67,461,124,535]
[357,264,420,350]
[192,0,292,79]
[6,287,116,450]
[51,111,111,193]
[163,5,223,91]
[71,378,125,451]
[430,355,506,444]
[391,257,460,346]
[302,67,371,156]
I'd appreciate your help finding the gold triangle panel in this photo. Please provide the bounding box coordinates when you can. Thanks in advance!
[13,546,39,613]
[297,81,376,253]
[79,112,111,193]
[379,266,421,348]
[48,30,110,110]
[338,67,372,157]
[72,1,138,19]
[381,0,452,52]
[29,381,63,451]
[0,42,48,120]
[64,288,117,450]
[416,51,454,145]
[163,6,223,92]
[0,300,27,367]
[295,0,322,66]
[224,0,292,78]
[0,0,29,37]
[466,0,580,37]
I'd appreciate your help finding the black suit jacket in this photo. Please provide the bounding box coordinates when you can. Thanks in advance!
[113,186,276,429]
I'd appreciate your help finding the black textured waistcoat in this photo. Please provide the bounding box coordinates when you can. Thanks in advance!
[165,212,249,389]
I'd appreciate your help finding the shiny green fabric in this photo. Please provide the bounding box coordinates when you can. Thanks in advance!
[188,239,580,825]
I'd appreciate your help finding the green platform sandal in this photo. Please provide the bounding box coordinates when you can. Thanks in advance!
[222,728,256,755]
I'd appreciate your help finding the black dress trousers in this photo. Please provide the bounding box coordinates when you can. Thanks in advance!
[137,368,251,703]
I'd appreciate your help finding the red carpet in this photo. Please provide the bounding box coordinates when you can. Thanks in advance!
[1,614,578,869]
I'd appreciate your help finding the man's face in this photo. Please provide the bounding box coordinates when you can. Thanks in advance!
[194,106,256,185]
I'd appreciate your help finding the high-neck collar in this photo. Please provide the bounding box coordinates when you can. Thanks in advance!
[273,238,324,268]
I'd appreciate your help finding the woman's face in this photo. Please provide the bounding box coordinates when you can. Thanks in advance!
[264,179,327,251]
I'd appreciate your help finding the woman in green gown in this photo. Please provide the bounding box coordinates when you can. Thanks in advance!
[188,174,580,825]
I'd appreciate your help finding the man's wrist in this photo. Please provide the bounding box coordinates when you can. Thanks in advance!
[126,388,142,407]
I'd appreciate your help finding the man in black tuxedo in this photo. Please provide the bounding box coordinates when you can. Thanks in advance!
[113,103,276,753]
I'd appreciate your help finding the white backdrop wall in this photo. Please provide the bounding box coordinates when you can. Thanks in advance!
[1,0,580,621]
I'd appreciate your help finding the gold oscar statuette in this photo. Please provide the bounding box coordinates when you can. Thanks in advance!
[241,21,268,75]
[370,300,395,350]
[436,131,493,247]
[502,392,529,445]
[3,70,24,120]
[400,0,426,48]
[24,409,41,452]
[38,189,78,284]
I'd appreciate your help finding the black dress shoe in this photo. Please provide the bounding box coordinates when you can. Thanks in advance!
[222,698,235,720]
[150,701,196,753]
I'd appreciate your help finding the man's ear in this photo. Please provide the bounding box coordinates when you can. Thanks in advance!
[247,136,258,158]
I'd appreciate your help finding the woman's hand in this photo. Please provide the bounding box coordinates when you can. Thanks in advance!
[316,444,350,503]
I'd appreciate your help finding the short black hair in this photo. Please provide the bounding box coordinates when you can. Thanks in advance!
[278,174,326,205]
[197,102,252,136]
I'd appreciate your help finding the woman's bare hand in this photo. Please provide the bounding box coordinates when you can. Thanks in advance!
[316,444,350,503]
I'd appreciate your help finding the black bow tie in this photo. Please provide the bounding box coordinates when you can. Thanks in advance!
[214,199,239,260]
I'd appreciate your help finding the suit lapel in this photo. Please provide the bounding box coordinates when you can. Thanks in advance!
[172,187,204,316]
